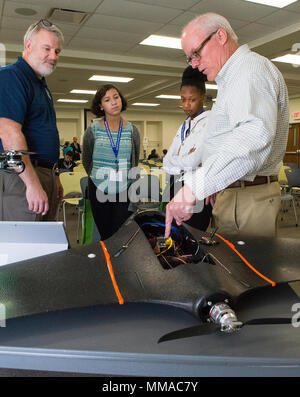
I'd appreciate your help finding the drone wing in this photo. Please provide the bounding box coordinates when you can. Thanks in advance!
[2,210,300,323]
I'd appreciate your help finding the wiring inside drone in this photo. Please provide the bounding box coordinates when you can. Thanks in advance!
[137,218,205,270]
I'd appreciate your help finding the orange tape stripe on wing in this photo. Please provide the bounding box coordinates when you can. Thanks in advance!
[99,241,124,305]
[215,234,276,287]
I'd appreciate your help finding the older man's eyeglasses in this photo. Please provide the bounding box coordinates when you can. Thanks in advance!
[186,30,218,65]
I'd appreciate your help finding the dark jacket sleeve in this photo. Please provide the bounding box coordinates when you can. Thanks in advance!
[82,126,94,175]
[131,124,140,167]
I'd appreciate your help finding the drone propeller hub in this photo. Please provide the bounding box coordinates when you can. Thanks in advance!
[209,302,242,333]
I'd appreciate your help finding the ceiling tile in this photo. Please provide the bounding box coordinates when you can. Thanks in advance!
[169,10,248,31]
[1,16,36,30]
[124,44,185,62]
[0,28,25,45]
[3,1,49,19]
[1,15,81,37]
[162,10,200,27]
[76,26,145,45]
[256,10,300,29]
[67,36,134,54]
[5,0,103,13]
[190,0,278,22]
[235,34,251,45]
[95,0,183,24]
[84,13,163,35]
[236,22,278,42]
[125,0,200,9]
[285,1,300,13]
[155,25,184,37]
[1,0,300,111]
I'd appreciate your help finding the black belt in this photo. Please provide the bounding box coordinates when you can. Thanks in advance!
[32,159,56,169]
[227,175,278,188]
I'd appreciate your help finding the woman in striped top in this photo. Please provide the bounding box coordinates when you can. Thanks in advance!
[82,84,140,240]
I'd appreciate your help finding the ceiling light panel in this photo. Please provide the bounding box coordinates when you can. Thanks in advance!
[89,75,134,83]
[156,95,181,99]
[71,89,96,94]
[57,99,88,103]
[140,35,181,49]
[272,54,300,65]
[132,103,160,107]
[244,0,297,8]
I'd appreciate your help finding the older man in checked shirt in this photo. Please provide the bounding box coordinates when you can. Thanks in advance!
[165,12,289,238]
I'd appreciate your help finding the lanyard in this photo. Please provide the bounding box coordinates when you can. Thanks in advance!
[180,110,205,143]
[181,118,190,143]
[104,117,123,170]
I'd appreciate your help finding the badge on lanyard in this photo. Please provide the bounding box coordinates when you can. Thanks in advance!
[104,117,123,172]
[109,169,123,182]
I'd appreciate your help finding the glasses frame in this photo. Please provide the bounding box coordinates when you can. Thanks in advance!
[186,30,218,65]
[32,19,53,30]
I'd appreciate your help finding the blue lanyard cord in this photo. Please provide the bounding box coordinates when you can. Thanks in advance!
[104,117,123,166]
[180,109,205,144]
[180,118,190,143]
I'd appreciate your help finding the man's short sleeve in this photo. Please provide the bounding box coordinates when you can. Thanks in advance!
[0,68,29,125]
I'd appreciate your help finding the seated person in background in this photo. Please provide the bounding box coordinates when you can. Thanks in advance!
[71,136,81,161]
[62,141,73,156]
[163,66,212,231]
[58,151,77,172]
[162,149,168,158]
[148,148,159,160]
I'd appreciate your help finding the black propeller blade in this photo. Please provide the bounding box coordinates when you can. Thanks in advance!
[158,322,219,343]
[242,317,292,326]
[158,317,292,343]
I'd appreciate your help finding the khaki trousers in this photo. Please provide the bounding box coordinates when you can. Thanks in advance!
[212,181,281,237]
[0,167,58,221]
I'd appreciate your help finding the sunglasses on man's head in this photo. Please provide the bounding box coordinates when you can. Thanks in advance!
[32,19,53,29]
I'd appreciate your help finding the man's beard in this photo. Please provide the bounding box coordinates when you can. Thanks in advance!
[38,62,56,77]
[28,54,56,77]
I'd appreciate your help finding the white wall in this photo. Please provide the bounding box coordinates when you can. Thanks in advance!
[55,107,184,160]
[55,97,300,161]
[126,110,184,158]
[126,110,184,153]
[81,107,185,159]
[56,119,78,144]
[55,108,83,157]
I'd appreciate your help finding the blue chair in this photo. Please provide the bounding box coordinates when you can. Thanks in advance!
[285,168,300,199]
[284,162,298,169]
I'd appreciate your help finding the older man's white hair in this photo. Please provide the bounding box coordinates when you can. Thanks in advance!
[183,13,238,43]
[23,19,64,53]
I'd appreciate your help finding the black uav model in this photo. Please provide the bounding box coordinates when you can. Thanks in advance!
[1,203,300,343]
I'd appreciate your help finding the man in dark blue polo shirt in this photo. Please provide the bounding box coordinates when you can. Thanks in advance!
[0,19,64,221]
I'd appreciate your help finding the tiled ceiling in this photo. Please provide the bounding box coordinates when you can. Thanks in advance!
[0,0,300,113]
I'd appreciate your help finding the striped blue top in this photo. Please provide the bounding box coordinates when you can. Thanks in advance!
[90,119,132,193]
